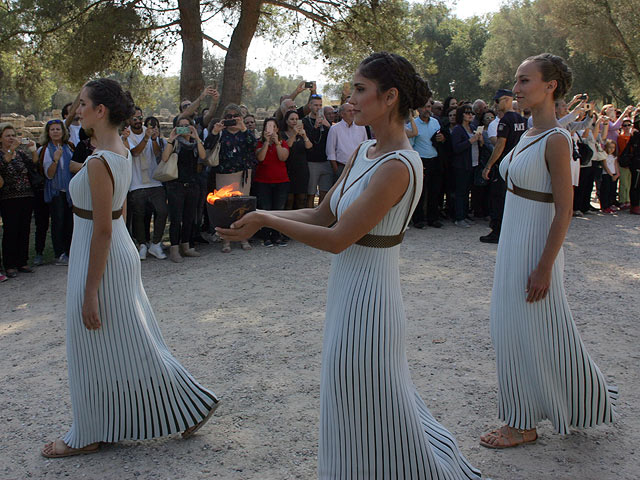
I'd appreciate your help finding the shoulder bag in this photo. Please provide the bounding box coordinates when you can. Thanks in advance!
[153,152,178,181]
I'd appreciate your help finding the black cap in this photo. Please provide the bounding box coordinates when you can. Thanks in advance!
[493,89,513,102]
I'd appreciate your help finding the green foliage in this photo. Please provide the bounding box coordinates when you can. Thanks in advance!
[479,0,635,103]
[0,50,57,114]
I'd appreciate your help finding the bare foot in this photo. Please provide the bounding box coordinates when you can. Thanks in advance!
[480,425,537,449]
[42,438,100,458]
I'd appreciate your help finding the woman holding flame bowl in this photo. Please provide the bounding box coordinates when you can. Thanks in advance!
[217,52,481,479]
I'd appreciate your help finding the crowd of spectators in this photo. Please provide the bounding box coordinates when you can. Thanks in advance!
[1,80,638,281]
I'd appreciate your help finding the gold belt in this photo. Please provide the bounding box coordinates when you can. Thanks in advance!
[356,232,404,248]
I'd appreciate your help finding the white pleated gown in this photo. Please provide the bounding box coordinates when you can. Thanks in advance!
[64,151,218,448]
[322,140,481,479]
[492,128,617,434]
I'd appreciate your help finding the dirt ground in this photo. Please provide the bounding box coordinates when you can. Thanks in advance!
[1,211,638,480]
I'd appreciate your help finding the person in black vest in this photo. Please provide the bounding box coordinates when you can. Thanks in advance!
[480,89,527,243]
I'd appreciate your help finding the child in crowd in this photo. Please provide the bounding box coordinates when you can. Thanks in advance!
[600,139,619,213]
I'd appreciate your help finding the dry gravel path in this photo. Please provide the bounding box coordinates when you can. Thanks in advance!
[1,211,638,479]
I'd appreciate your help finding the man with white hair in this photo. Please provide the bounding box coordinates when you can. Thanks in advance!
[472,99,487,128]
[326,103,368,182]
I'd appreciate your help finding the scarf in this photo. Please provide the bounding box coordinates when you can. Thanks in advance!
[44,142,73,205]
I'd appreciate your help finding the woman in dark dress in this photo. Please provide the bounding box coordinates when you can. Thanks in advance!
[282,110,312,210]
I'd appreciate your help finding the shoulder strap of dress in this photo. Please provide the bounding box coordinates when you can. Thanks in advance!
[506,128,561,183]
[87,152,115,192]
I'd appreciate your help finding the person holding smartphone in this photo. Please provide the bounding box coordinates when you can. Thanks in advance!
[204,103,257,252]
[282,110,312,210]
[162,118,206,262]
[254,118,290,247]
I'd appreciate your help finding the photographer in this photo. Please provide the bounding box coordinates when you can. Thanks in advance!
[254,118,290,247]
[124,108,167,260]
[0,123,38,277]
[162,118,206,262]
[204,103,257,252]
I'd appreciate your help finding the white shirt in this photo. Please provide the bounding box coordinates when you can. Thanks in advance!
[69,124,82,146]
[487,117,500,139]
[126,127,163,191]
[326,119,368,165]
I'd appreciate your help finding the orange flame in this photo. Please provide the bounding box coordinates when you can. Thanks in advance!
[207,183,243,205]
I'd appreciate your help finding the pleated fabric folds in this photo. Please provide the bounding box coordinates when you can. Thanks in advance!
[321,140,481,479]
[64,151,218,449]
[492,129,617,435]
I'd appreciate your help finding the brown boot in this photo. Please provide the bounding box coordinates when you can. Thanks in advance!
[180,242,200,257]
[169,245,184,263]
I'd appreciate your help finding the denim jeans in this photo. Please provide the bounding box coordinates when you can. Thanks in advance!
[128,186,168,245]
[49,192,73,257]
[254,181,290,241]
[166,181,199,245]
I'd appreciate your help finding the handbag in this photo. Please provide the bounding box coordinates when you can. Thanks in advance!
[152,152,178,181]
[576,138,593,166]
[205,140,220,167]
[592,142,607,162]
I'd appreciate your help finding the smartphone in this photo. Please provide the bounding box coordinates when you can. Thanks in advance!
[222,119,237,127]
[21,138,30,144]
[296,119,304,129]
[476,126,484,135]
[305,81,313,89]
[176,126,190,135]
[265,122,274,136]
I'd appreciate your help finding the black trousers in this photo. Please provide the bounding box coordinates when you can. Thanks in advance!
[0,197,33,269]
[629,166,640,207]
[49,193,73,258]
[574,165,596,213]
[128,186,168,245]
[33,188,49,255]
[413,156,442,224]
[488,174,507,233]
[166,181,198,246]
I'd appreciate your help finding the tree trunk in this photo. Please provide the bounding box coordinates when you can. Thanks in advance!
[215,0,262,117]
[178,0,204,103]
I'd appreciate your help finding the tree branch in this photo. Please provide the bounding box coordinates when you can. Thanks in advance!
[203,33,228,51]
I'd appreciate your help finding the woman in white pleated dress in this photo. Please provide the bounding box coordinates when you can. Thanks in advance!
[218,52,481,479]
[42,79,219,458]
[480,54,617,449]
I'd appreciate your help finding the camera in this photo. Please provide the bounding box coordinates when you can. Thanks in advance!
[175,126,190,135]
[21,138,30,144]
[222,119,237,127]
[305,81,314,89]
[579,94,588,100]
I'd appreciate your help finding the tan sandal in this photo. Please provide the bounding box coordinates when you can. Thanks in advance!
[480,425,537,449]
[41,438,101,458]
[182,401,221,439]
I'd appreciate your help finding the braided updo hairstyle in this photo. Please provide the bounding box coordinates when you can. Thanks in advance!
[84,78,135,126]
[357,52,431,120]
[525,53,573,100]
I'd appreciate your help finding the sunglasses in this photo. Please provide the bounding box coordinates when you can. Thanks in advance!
[132,116,143,121]
[310,94,323,99]
[47,119,63,125]
[623,123,631,127]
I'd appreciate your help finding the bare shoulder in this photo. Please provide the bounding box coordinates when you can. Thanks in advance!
[369,157,411,190]
[545,132,571,162]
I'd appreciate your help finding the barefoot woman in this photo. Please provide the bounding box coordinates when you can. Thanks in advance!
[42,79,219,458]
[480,54,617,449]
[219,52,480,479]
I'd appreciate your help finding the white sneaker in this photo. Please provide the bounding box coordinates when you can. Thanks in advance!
[148,242,166,259]
[139,243,148,260]
[454,220,470,228]
[55,253,69,266]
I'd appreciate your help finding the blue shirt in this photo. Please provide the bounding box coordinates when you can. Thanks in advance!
[409,116,440,159]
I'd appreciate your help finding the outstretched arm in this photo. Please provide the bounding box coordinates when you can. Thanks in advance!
[217,159,410,254]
